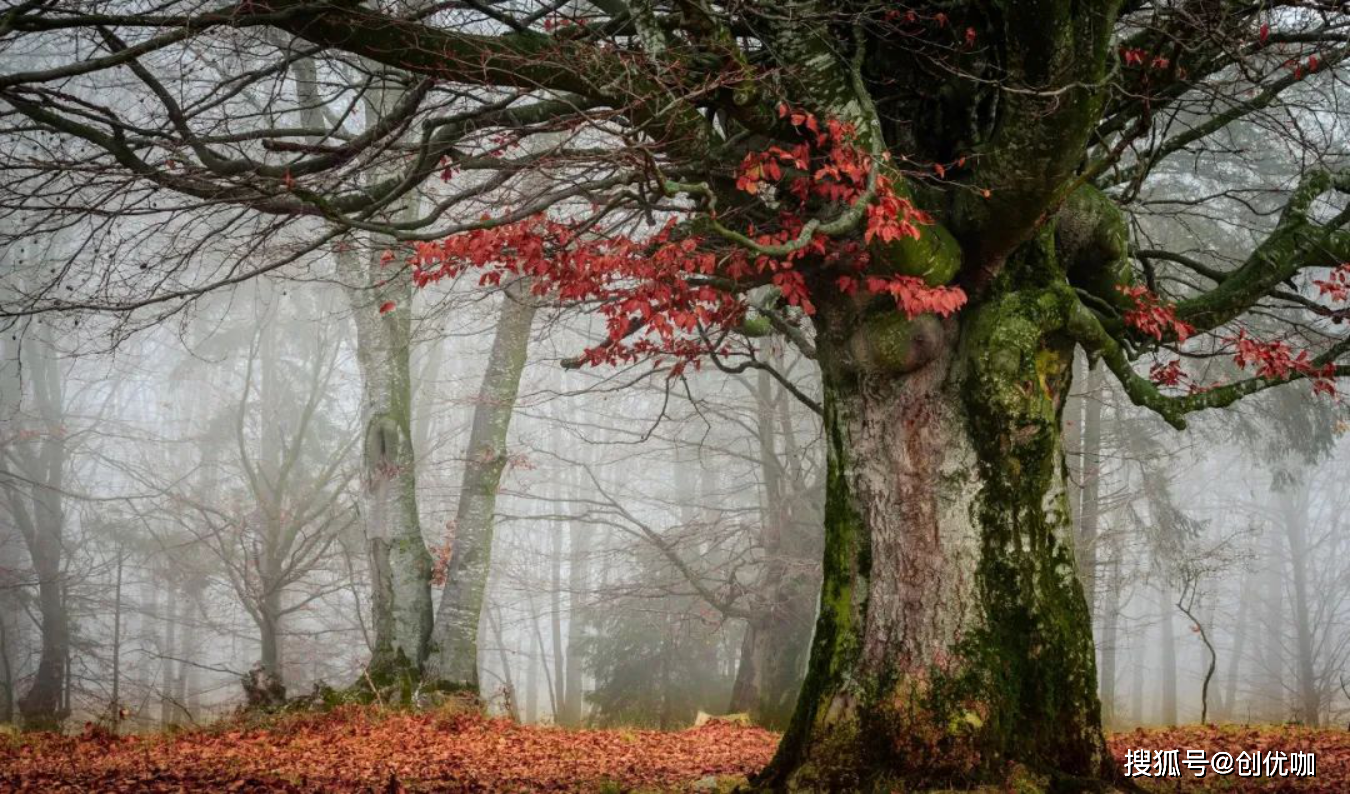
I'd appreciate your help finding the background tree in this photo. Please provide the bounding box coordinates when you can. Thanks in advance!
[7,3,1350,789]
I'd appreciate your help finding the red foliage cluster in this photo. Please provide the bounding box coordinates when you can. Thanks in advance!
[1231,329,1337,397]
[1149,358,1186,388]
[403,108,964,371]
[1119,285,1194,342]
[0,706,778,793]
[1107,724,1350,793]
[1313,263,1350,304]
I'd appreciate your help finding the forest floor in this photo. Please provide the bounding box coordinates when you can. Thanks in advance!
[0,706,1346,792]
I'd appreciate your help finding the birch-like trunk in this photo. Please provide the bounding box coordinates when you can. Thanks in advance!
[289,49,435,682]
[560,506,591,727]
[425,279,538,688]
[340,242,435,680]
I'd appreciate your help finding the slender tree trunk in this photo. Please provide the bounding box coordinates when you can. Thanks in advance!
[426,279,537,688]
[7,326,69,731]
[160,585,179,728]
[173,587,194,722]
[560,509,591,726]
[730,624,759,715]
[299,46,436,682]
[525,624,540,723]
[340,243,435,681]
[1078,367,1104,617]
[18,534,67,730]
[1098,533,1121,727]
[110,550,123,732]
[550,526,565,722]
[486,605,519,721]
[1157,584,1178,726]
[760,284,1109,789]
[1219,570,1253,722]
[732,363,819,729]
[1260,552,1286,721]
[0,612,10,724]
[1280,490,1320,726]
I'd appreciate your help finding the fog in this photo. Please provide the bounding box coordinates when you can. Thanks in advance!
[3,265,1347,732]
[2,1,1349,743]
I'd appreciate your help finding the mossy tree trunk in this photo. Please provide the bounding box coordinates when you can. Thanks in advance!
[759,251,1111,790]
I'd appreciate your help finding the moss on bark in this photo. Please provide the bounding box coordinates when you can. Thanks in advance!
[757,233,1110,792]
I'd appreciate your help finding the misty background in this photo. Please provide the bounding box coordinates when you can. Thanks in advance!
[2,4,1349,736]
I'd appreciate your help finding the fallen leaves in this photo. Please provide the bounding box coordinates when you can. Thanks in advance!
[0,706,777,792]
[5,711,1346,792]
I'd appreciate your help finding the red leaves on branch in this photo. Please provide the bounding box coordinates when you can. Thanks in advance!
[401,108,965,370]
[377,301,396,315]
[0,706,778,792]
[1230,329,1337,396]
[1118,285,1194,342]
[1313,262,1350,303]
[1149,358,1186,388]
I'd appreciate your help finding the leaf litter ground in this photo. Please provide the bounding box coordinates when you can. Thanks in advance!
[2,707,1348,792]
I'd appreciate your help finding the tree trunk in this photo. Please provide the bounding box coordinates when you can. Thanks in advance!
[760,284,1108,790]
[307,45,436,682]
[160,585,179,728]
[0,611,12,724]
[732,364,820,729]
[341,242,436,682]
[6,325,70,731]
[560,511,591,726]
[1219,569,1253,722]
[1259,553,1286,721]
[1280,489,1320,726]
[110,550,123,732]
[525,593,541,723]
[1157,584,1178,726]
[1077,366,1104,617]
[259,586,283,686]
[486,604,520,721]
[1098,534,1121,727]
[550,525,565,722]
[425,279,537,689]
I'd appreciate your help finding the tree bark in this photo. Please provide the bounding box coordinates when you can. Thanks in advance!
[299,46,435,682]
[759,281,1109,790]
[341,242,435,681]
[425,279,537,689]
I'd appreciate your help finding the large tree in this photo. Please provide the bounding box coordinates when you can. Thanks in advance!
[5,1,1350,788]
